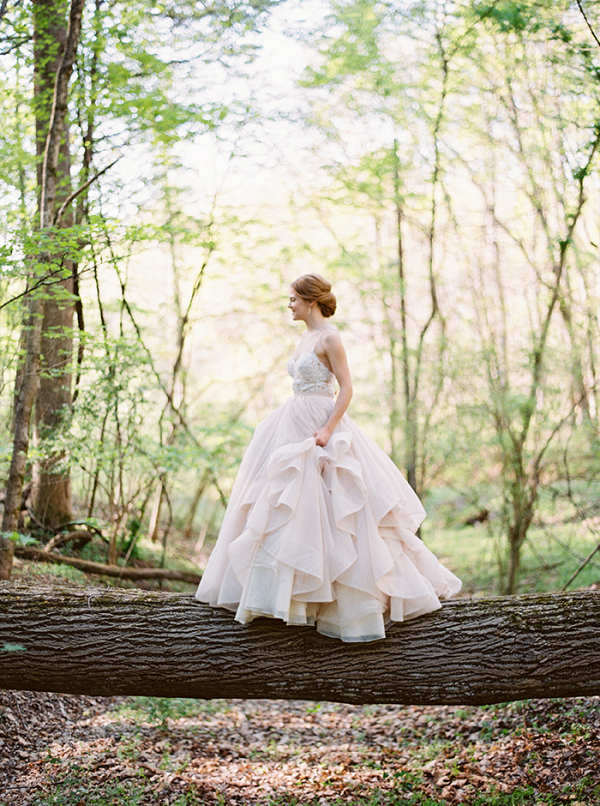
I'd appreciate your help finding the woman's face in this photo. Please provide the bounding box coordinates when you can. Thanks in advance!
[288,288,312,321]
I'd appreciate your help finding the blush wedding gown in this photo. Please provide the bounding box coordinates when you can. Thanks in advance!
[195,343,461,642]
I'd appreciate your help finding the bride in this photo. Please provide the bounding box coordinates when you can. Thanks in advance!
[196,273,461,642]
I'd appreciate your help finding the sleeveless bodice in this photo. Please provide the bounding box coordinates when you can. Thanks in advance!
[287,349,335,396]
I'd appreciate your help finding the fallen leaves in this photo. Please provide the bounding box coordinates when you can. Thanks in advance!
[1,691,599,805]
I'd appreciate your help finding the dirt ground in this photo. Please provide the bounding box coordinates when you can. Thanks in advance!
[1,688,599,805]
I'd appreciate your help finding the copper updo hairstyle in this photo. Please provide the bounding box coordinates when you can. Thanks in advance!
[291,273,337,318]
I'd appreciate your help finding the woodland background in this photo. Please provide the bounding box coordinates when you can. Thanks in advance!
[2,0,600,595]
[2,2,600,805]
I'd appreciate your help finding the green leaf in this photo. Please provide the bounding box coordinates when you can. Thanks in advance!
[2,531,40,546]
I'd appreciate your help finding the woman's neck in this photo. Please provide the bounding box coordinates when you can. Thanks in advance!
[305,313,330,333]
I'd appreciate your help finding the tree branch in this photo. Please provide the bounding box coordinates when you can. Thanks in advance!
[13,547,201,584]
[575,0,600,49]
[39,0,86,228]
[0,0,9,25]
[0,265,92,312]
[53,157,121,226]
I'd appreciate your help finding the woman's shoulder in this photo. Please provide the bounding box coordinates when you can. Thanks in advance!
[320,326,342,345]
[320,327,345,355]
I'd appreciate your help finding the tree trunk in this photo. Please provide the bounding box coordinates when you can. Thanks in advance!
[501,463,537,594]
[147,481,167,544]
[1,585,599,705]
[32,276,74,526]
[0,539,15,582]
[31,0,75,527]
[393,156,418,494]
[505,516,531,595]
[182,473,209,541]
[1,297,45,557]
[2,0,84,577]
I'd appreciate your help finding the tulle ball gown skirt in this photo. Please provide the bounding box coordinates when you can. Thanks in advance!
[196,391,461,642]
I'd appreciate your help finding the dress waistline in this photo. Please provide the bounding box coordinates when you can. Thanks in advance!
[294,391,335,399]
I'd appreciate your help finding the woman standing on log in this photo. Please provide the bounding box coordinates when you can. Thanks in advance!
[196,274,461,641]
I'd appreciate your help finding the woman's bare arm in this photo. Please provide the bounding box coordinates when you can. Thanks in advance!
[313,330,353,447]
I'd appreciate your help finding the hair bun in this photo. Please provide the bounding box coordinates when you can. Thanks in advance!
[291,274,337,318]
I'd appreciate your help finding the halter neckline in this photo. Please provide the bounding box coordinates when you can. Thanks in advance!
[292,327,335,362]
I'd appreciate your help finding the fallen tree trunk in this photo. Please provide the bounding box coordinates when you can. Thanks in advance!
[0,584,599,706]
[13,547,201,585]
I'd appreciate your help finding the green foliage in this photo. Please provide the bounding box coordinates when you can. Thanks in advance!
[304,0,395,86]
[424,480,600,596]
[19,562,90,584]
[2,530,39,546]
[472,0,541,33]
[1,642,26,652]
[30,772,147,806]
[118,696,231,728]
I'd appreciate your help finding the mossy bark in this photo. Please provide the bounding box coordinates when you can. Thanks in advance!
[1,584,599,705]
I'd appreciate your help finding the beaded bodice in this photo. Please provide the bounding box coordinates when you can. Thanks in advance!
[287,349,335,396]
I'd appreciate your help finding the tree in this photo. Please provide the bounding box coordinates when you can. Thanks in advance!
[456,0,600,591]
[31,0,78,528]
[1,0,85,579]
[298,0,459,496]
[287,0,600,592]
[0,0,281,577]
[1,583,599,705]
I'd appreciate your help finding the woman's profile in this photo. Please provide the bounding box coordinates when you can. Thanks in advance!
[196,274,461,642]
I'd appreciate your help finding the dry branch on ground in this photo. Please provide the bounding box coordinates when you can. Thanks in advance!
[12,547,201,585]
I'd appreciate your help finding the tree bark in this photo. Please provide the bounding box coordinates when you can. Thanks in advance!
[0,585,599,705]
[0,539,16,582]
[1,298,44,554]
[2,0,85,579]
[32,279,74,526]
[31,0,78,528]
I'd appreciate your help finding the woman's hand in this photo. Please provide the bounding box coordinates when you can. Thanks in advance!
[312,330,352,448]
[314,425,333,447]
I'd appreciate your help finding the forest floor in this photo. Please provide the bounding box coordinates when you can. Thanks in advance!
[1,689,599,806]
[2,560,600,806]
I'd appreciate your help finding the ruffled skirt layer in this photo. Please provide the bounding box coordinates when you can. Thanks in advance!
[196,393,461,642]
